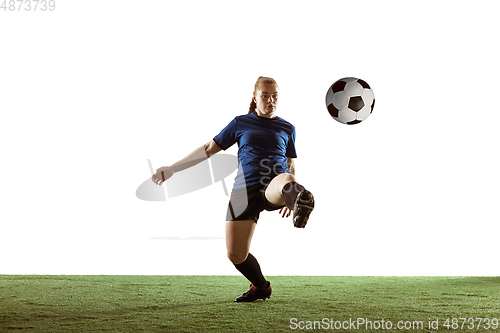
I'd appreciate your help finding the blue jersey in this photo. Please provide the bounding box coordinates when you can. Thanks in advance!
[213,112,297,189]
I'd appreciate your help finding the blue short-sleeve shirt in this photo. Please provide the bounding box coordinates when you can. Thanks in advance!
[213,112,297,189]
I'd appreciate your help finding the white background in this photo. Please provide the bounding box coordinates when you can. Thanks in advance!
[1,1,499,275]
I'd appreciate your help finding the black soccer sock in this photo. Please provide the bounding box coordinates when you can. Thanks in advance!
[282,181,305,211]
[233,253,269,289]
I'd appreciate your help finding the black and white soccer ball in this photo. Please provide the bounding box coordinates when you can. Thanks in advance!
[325,77,375,125]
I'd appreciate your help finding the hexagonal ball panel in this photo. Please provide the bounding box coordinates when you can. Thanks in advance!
[356,105,372,121]
[344,81,363,97]
[331,91,349,110]
[338,108,357,124]
[361,88,374,105]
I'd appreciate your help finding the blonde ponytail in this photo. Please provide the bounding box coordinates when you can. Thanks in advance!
[248,99,257,114]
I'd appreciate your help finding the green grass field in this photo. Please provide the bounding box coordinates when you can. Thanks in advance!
[1,276,499,332]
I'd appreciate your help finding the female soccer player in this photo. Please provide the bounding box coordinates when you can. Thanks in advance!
[152,76,315,302]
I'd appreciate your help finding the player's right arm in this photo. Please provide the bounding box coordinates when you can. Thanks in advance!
[151,139,222,185]
[204,139,222,157]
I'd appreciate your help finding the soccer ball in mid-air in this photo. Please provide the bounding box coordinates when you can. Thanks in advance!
[325,77,375,125]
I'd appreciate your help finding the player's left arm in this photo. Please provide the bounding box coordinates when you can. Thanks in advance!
[286,157,295,175]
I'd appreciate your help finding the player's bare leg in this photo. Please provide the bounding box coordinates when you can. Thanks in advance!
[264,173,296,206]
[265,173,315,228]
[226,220,272,302]
[225,220,256,265]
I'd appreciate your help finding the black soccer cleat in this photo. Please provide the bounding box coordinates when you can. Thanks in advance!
[293,190,314,228]
[234,283,272,302]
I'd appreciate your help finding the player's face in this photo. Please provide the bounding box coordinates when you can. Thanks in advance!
[254,83,279,118]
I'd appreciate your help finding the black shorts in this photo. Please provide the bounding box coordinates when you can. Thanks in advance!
[226,180,284,222]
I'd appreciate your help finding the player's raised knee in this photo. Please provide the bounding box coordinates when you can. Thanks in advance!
[279,174,297,190]
[274,173,295,187]
[281,172,295,181]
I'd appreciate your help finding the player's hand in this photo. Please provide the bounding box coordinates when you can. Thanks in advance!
[152,166,174,185]
[279,206,291,218]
